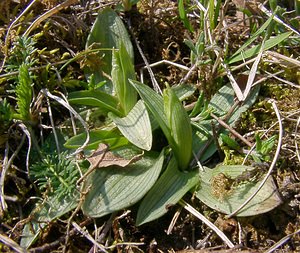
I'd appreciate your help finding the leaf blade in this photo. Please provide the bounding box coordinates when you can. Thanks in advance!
[136,157,198,225]
[81,149,165,218]
[196,165,282,216]
[68,90,121,116]
[109,100,152,151]
[85,7,134,93]
[112,43,137,115]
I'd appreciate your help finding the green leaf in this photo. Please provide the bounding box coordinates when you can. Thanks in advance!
[190,91,204,117]
[229,15,275,61]
[208,0,215,30]
[208,84,260,125]
[192,84,260,162]
[129,79,172,143]
[213,0,222,29]
[112,43,137,115]
[171,84,196,101]
[109,100,152,151]
[64,129,129,150]
[196,165,282,216]
[228,31,292,64]
[68,90,121,116]
[220,133,240,150]
[178,0,194,32]
[130,80,193,169]
[260,135,277,155]
[85,7,134,93]
[21,191,79,248]
[164,87,192,169]
[255,133,263,152]
[136,157,198,225]
[81,149,165,218]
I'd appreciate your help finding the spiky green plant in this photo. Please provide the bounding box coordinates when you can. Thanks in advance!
[13,64,33,121]
[30,151,80,199]
[5,36,37,72]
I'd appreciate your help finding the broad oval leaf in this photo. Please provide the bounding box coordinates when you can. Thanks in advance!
[196,165,282,216]
[68,90,121,116]
[81,149,164,218]
[109,100,152,151]
[85,7,134,93]
[64,129,129,150]
[136,157,199,226]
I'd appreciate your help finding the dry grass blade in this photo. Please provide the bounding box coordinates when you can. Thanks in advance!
[0,0,39,72]
[263,70,300,89]
[0,233,27,253]
[242,43,264,101]
[227,99,283,218]
[264,51,300,68]
[140,60,189,86]
[0,134,26,216]
[23,0,79,37]
[210,113,253,147]
[71,221,109,253]
[40,89,90,157]
[264,228,300,253]
[258,4,300,36]
[179,199,235,249]
[130,28,162,94]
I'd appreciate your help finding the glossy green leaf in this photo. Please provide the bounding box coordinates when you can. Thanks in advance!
[129,79,172,143]
[68,90,121,116]
[228,31,292,64]
[109,100,152,151]
[136,157,199,225]
[82,149,164,217]
[196,165,282,216]
[85,7,134,93]
[64,129,129,150]
[164,87,192,169]
[112,43,137,115]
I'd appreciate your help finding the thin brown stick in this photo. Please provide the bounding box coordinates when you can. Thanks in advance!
[210,113,253,147]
